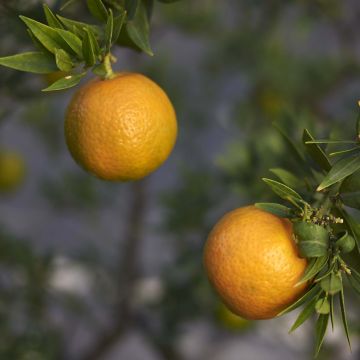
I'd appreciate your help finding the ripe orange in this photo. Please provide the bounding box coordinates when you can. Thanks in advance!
[204,206,308,320]
[0,150,26,193]
[65,73,177,181]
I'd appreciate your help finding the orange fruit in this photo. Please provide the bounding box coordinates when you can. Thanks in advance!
[65,73,177,181]
[203,205,308,320]
[0,150,26,193]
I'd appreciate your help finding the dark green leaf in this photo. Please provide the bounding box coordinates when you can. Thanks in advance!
[269,168,304,189]
[42,72,86,91]
[296,255,328,286]
[43,4,63,29]
[255,203,293,218]
[347,272,360,296]
[303,129,332,172]
[125,0,139,19]
[55,28,83,59]
[339,287,352,350]
[320,273,342,295]
[60,0,80,10]
[87,0,108,22]
[57,15,102,38]
[315,314,329,357]
[262,178,303,204]
[277,284,321,316]
[329,295,335,331]
[104,9,114,52]
[55,49,73,72]
[82,29,97,66]
[293,222,329,258]
[126,0,154,56]
[0,52,57,74]
[317,156,360,191]
[289,296,318,332]
[20,16,71,54]
[112,10,126,44]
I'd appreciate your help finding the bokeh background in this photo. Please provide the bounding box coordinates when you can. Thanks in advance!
[0,0,360,359]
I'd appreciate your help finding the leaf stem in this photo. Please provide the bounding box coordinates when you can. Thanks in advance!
[103,53,116,80]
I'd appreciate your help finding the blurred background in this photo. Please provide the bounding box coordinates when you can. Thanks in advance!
[0,0,360,359]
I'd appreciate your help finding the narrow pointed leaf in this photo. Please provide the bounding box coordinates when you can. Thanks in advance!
[330,295,335,331]
[43,4,63,29]
[303,129,332,171]
[55,29,83,59]
[277,284,321,316]
[305,140,357,145]
[315,314,329,357]
[329,147,359,157]
[255,203,293,218]
[269,168,304,189]
[112,11,126,44]
[42,72,86,91]
[289,296,318,332]
[60,0,80,10]
[339,287,351,350]
[296,255,328,286]
[57,15,102,38]
[125,0,139,19]
[126,0,153,56]
[105,9,114,52]
[87,0,108,22]
[20,16,70,54]
[55,48,73,71]
[82,28,97,67]
[262,178,302,202]
[317,156,360,191]
[0,52,57,74]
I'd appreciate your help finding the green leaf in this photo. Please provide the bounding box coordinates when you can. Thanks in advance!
[42,72,86,91]
[339,287,351,350]
[20,16,71,54]
[55,49,73,72]
[347,267,360,296]
[262,178,303,204]
[126,0,154,56]
[289,296,318,332]
[330,295,335,331]
[43,4,63,29]
[293,222,329,258]
[320,272,342,295]
[336,231,355,254]
[0,52,57,74]
[27,29,52,54]
[277,284,321,316]
[273,121,307,168]
[296,255,328,286]
[356,102,360,138]
[125,0,139,19]
[60,0,80,10]
[82,28,97,66]
[339,208,360,253]
[303,129,332,172]
[314,314,329,357]
[87,0,108,22]
[317,156,360,191]
[104,9,114,52]
[112,10,126,44]
[55,28,83,59]
[315,297,330,314]
[340,169,360,210]
[269,168,304,190]
[305,140,357,145]
[255,203,293,218]
[329,147,359,157]
[57,15,102,38]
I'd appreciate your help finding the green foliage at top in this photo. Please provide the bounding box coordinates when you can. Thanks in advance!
[0,0,182,91]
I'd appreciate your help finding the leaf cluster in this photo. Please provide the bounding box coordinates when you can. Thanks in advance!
[256,106,360,356]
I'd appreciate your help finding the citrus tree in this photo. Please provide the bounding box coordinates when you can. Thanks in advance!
[0,0,359,359]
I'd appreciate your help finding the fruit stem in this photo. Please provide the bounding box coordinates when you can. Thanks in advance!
[103,53,116,80]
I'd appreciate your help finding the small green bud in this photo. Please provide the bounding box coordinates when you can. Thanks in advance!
[320,272,342,295]
[315,298,330,314]
[336,231,356,254]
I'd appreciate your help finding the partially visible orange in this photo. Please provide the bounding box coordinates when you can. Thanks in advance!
[0,150,26,193]
[204,206,308,320]
[65,73,177,181]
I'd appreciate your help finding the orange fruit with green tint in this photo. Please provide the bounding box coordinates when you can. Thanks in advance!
[204,205,308,320]
[0,150,26,192]
[65,73,177,181]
